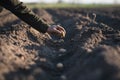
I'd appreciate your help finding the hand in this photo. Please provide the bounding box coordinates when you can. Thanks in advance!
[47,25,66,37]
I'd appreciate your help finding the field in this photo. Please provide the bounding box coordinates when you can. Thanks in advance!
[26,3,120,8]
[0,5,120,80]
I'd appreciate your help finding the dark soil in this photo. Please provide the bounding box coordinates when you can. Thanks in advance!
[0,6,120,80]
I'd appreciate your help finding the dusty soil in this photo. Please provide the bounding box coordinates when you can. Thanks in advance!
[0,6,120,80]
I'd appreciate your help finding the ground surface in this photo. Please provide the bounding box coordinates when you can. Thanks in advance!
[0,7,120,80]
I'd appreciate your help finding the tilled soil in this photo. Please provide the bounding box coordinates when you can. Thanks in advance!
[0,7,120,80]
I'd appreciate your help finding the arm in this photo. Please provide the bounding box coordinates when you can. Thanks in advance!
[0,0,49,33]
[0,6,3,12]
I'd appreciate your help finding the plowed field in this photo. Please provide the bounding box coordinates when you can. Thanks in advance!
[0,7,120,80]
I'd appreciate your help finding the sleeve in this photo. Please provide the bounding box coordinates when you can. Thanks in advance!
[0,6,3,12]
[0,0,50,33]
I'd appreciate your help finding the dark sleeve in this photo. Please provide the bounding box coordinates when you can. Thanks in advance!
[0,6,3,12]
[0,0,50,33]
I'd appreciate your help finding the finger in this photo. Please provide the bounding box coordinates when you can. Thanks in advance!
[59,26,66,33]
[56,25,66,33]
[54,28,62,34]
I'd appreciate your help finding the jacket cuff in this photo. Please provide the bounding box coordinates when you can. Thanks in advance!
[39,23,50,33]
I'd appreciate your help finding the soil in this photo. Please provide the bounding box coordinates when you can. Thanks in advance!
[0,6,120,80]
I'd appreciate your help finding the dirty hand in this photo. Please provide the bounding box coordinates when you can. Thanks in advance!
[47,25,66,37]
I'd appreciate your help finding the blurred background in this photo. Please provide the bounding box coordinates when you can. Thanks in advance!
[20,0,120,4]
[19,0,120,8]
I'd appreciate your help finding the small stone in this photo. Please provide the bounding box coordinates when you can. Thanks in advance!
[86,48,92,53]
[52,40,58,43]
[40,58,47,62]
[58,39,64,43]
[60,75,67,80]
[56,63,64,69]
[59,48,66,53]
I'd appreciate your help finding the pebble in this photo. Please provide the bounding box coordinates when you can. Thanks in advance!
[40,58,47,62]
[60,75,67,80]
[52,39,64,43]
[56,63,64,69]
[58,39,64,43]
[86,48,92,53]
[59,48,67,53]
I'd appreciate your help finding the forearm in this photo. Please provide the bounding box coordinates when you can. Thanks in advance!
[0,0,49,33]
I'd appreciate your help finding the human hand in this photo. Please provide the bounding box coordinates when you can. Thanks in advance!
[47,25,66,38]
